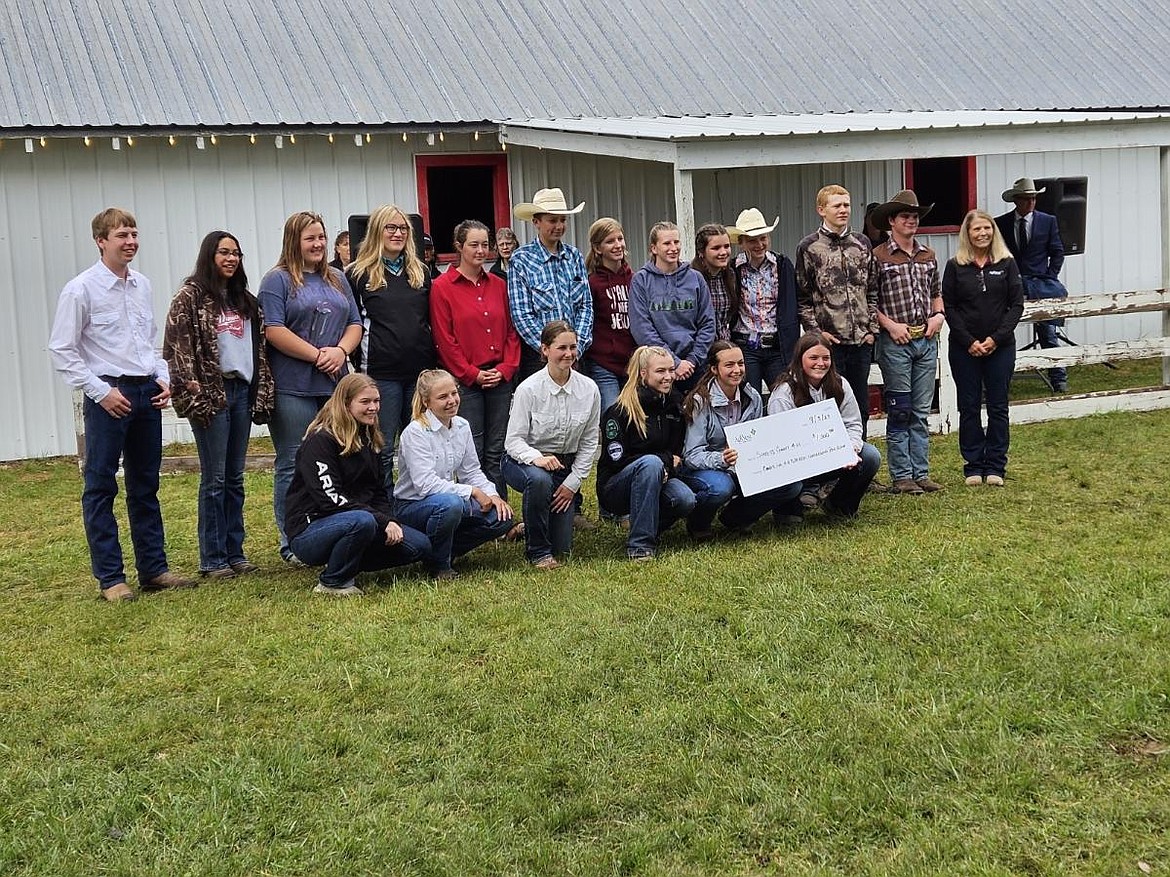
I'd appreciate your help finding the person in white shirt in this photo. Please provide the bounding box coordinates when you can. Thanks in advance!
[394,369,515,579]
[502,320,601,569]
[767,333,881,518]
[48,208,195,602]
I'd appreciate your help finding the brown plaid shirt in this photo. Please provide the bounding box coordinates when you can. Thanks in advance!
[872,238,941,326]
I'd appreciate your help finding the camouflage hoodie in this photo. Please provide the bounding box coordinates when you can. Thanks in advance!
[163,281,275,428]
[794,227,880,344]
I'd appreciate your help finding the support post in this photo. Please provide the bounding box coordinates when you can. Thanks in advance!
[673,166,695,260]
[1161,147,1170,386]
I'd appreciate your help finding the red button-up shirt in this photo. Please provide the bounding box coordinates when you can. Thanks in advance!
[430,267,521,386]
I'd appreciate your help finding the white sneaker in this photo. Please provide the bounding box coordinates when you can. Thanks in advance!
[313,581,364,597]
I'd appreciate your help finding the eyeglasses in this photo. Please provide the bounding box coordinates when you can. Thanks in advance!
[216,248,243,258]
[383,223,410,235]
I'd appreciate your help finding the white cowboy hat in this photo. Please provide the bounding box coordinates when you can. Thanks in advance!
[1001,177,1047,202]
[513,187,586,221]
[725,207,779,239]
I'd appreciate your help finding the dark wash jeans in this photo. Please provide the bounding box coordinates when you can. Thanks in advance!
[82,379,168,588]
[830,341,873,438]
[949,343,1015,478]
[191,377,251,571]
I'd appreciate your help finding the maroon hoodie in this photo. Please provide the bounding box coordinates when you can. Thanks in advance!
[587,263,635,376]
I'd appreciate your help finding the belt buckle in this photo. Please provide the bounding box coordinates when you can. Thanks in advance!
[907,324,926,340]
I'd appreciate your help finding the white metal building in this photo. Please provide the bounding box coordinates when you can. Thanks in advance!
[4,0,1170,460]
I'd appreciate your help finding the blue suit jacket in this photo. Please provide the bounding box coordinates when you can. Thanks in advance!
[995,209,1064,279]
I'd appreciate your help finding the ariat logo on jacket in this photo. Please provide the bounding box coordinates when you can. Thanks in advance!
[316,461,349,506]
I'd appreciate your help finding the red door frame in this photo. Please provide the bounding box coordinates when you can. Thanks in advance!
[904,156,977,234]
[415,154,511,256]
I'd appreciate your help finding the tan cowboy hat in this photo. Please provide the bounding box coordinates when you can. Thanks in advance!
[1001,177,1047,202]
[513,187,586,221]
[725,207,779,239]
[871,190,934,231]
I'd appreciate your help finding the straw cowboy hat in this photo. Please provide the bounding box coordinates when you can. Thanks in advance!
[513,187,586,221]
[871,190,934,231]
[725,207,779,238]
[1001,177,1047,202]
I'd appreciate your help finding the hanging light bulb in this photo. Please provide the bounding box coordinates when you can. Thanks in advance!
[84,136,92,147]
[474,131,480,141]
[439,130,445,142]
[126,136,134,146]
[402,132,407,143]
[168,135,176,146]
[426,133,435,146]
[39,136,47,147]
[328,133,334,143]
[249,133,256,145]
[210,134,218,145]
[289,134,296,145]
[364,133,371,143]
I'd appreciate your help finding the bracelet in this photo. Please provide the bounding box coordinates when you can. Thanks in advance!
[930,310,945,318]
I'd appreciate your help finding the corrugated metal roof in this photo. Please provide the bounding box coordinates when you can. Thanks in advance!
[4,0,1170,130]
[503,111,1170,140]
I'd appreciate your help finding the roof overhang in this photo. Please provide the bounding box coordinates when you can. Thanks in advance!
[498,111,1170,169]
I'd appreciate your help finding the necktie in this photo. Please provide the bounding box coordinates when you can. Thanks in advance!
[1017,216,1028,250]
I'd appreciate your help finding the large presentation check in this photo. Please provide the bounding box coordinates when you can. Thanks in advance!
[722,399,857,496]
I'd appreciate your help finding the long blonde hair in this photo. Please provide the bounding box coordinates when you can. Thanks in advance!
[304,374,384,455]
[275,211,343,292]
[954,209,1012,265]
[349,204,427,290]
[410,369,458,425]
[615,345,673,438]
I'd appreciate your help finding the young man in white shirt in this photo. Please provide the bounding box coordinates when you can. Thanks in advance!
[49,208,195,602]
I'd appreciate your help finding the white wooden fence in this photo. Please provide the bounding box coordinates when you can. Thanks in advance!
[865,289,1170,438]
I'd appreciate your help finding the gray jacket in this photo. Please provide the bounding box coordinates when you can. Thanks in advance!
[682,381,764,470]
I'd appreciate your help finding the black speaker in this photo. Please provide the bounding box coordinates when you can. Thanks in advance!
[347,212,427,261]
[1034,176,1087,256]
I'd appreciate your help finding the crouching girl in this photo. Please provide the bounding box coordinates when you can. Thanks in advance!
[394,369,516,579]
[285,374,429,596]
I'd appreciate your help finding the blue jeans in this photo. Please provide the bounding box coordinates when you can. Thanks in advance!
[598,456,696,557]
[950,344,1015,478]
[582,359,623,419]
[831,342,873,438]
[875,334,937,481]
[191,377,251,571]
[394,493,513,572]
[270,391,328,558]
[823,442,882,516]
[375,378,415,493]
[1023,275,1067,386]
[458,379,513,497]
[502,455,575,563]
[681,467,804,530]
[82,380,168,588]
[743,346,789,395]
[289,510,429,586]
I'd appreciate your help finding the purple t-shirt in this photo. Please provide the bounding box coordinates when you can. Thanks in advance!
[259,267,361,397]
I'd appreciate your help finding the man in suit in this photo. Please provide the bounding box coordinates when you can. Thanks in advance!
[996,177,1069,392]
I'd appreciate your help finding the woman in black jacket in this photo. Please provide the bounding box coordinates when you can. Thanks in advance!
[597,345,696,560]
[285,374,430,596]
[346,204,436,492]
[942,210,1025,487]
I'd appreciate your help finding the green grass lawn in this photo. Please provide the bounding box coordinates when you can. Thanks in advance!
[3,411,1169,875]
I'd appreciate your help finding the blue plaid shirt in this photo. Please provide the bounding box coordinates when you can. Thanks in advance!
[506,238,593,352]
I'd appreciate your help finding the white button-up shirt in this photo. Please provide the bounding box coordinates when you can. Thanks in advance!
[394,410,497,501]
[504,368,601,493]
[48,260,168,401]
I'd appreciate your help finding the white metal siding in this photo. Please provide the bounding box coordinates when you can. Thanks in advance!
[1,133,499,460]
[979,148,1163,347]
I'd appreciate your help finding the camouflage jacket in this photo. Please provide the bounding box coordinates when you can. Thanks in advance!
[794,227,880,344]
[162,281,275,427]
